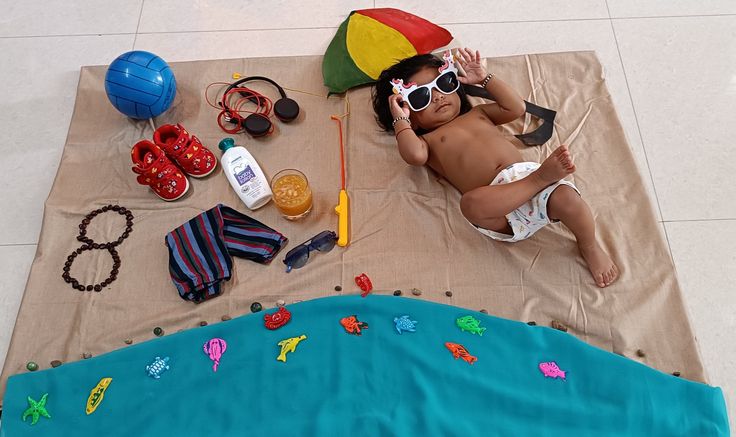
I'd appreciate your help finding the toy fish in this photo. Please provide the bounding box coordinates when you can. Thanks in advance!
[539,361,567,380]
[456,315,486,336]
[394,315,418,334]
[264,306,291,330]
[146,356,171,379]
[445,342,477,365]
[277,334,307,362]
[203,338,227,372]
[340,315,368,335]
[86,377,112,415]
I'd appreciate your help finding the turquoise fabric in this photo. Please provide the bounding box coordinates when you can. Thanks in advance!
[2,295,730,436]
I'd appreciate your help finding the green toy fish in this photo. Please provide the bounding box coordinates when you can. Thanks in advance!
[456,315,486,336]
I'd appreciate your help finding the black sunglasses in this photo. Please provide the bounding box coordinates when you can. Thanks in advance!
[283,230,338,272]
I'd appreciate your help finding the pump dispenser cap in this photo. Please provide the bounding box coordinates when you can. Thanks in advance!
[218,138,236,152]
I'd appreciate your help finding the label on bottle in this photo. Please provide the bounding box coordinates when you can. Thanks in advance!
[235,165,256,186]
[228,155,267,205]
[229,157,252,185]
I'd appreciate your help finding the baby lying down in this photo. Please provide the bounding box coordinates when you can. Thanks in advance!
[372,48,618,288]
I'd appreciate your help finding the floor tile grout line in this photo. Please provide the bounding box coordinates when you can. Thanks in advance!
[133,26,336,35]
[2,13,735,40]
[132,0,145,50]
[604,0,674,261]
[0,243,37,247]
[5,18,609,40]
[660,218,736,223]
[0,32,135,39]
[610,12,736,20]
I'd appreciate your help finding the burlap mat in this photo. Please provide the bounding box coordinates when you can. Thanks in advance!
[0,52,706,404]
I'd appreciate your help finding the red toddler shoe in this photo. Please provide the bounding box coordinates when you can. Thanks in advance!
[131,140,189,201]
[153,124,217,178]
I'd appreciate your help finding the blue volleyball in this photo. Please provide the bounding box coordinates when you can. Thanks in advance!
[104,51,177,119]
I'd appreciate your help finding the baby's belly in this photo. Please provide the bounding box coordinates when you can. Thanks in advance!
[434,146,523,194]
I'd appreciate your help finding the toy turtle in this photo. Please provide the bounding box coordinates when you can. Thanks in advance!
[393,315,418,334]
[146,356,171,379]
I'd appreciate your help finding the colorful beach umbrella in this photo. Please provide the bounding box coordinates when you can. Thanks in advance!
[323,9,454,94]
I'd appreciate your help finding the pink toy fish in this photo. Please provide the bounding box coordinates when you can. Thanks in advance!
[539,361,566,380]
[203,338,227,372]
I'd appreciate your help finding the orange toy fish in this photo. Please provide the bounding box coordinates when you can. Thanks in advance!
[340,315,369,336]
[445,342,477,365]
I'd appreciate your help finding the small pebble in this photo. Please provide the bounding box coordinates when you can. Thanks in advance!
[250,302,263,313]
[50,360,62,368]
[445,290,453,297]
[411,288,422,296]
[480,309,488,314]
[393,289,402,296]
[82,353,92,359]
[636,349,646,357]
[334,285,342,292]
[153,327,164,337]
[551,320,568,332]
[199,321,208,327]
[124,339,133,345]
[527,321,537,326]
[26,362,38,372]
[672,371,681,377]
[221,315,232,321]
[276,299,286,307]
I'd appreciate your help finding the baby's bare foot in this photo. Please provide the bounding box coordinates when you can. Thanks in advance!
[579,242,619,288]
[535,145,576,185]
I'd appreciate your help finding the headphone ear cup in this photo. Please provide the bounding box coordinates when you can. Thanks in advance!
[273,98,300,122]
[243,114,272,137]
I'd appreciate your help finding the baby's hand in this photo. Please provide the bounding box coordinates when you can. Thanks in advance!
[455,47,488,85]
[388,93,410,119]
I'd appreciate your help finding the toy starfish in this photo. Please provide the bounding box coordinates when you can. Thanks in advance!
[22,393,51,425]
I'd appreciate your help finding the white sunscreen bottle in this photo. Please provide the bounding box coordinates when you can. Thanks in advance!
[218,138,272,210]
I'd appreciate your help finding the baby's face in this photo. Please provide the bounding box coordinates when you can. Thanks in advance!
[407,67,461,130]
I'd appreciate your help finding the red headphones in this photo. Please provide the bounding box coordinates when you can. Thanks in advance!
[218,76,300,137]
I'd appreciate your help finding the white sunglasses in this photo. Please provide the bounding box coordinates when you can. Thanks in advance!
[391,51,460,112]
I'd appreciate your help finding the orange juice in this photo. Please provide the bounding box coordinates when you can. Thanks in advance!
[271,169,313,220]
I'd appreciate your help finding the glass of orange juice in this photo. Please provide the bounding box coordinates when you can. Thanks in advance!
[271,169,313,220]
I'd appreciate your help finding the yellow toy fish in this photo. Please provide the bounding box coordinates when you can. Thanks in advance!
[277,334,307,363]
[86,377,112,415]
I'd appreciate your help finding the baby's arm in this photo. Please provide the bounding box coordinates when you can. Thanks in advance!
[477,76,526,125]
[388,93,428,166]
[455,48,525,125]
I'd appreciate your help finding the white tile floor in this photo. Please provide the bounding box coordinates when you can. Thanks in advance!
[0,0,733,427]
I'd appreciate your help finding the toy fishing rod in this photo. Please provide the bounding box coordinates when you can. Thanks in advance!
[331,110,349,247]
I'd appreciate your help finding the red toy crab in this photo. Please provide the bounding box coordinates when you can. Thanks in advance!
[263,306,292,330]
[354,273,373,297]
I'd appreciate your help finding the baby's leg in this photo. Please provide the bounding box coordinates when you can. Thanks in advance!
[546,186,619,288]
[461,145,575,223]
